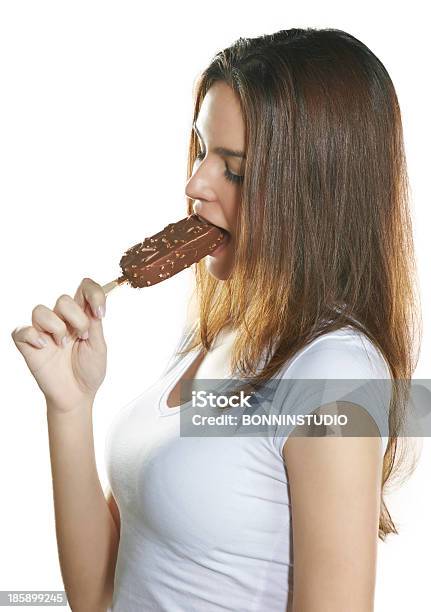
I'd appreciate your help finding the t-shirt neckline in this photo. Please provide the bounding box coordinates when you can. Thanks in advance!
[158,347,201,417]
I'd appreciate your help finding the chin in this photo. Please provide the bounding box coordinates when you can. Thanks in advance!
[203,234,234,280]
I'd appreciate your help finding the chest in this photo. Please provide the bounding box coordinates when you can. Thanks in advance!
[166,330,236,408]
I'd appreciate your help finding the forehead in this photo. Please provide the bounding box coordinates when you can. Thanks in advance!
[196,81,245,142]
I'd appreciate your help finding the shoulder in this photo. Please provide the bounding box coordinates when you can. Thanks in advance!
[280,326,391,381]
[271,326,391,458]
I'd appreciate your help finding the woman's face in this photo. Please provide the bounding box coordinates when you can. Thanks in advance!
[185,81,245,281]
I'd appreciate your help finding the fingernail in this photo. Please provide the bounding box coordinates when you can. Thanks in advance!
[80,330,89,340]
[37,337,48,348]
[61,335,69,347]
[97,304,105,319]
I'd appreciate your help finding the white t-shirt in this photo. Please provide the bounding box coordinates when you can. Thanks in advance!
[105,322,390,611]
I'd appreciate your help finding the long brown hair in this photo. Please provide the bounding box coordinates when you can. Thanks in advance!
[181,28,422,540]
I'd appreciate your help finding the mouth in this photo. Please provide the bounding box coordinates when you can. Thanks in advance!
[195,213,231,242]
[210,226,231,256]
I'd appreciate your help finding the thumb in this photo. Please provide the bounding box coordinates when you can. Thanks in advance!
[83,301,107,349]
[72,279,107,349]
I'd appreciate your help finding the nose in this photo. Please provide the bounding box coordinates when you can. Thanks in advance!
[184,161,217,207]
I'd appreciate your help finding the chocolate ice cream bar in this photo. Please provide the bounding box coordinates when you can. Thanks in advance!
[102,213,226,294]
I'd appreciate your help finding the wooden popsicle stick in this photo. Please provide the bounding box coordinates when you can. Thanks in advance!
[102,275,128,296]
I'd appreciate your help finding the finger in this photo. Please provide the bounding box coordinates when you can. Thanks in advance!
[11,325,52,350]
[73,278,107,347]
[31,304,70,347]
[74,277,106,320]
[53,294,90,340]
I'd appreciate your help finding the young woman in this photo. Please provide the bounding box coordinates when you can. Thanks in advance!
[12,28,421,611]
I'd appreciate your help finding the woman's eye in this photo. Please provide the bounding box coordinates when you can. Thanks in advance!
[224,163,244,185]
[194,148,244,185]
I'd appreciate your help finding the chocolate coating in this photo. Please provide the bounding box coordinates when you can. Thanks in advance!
[119,213,226,288]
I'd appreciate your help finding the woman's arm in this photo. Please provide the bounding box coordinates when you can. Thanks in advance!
[105,487,121,536]
[47,402,120,611]
[283,402,383,612]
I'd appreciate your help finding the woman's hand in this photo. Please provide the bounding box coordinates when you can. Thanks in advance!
[11,277,108,413]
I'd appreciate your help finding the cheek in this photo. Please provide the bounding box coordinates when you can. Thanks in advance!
[223,192,241,233]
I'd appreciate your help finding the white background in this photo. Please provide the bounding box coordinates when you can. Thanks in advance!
[1,1,429,610]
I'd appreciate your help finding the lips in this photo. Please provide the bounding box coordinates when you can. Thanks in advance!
[218,229,230,246]
[218,227,229,241]
[195,213,231,240]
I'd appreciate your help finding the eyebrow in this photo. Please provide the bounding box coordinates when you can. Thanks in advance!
[192,121,246,160]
